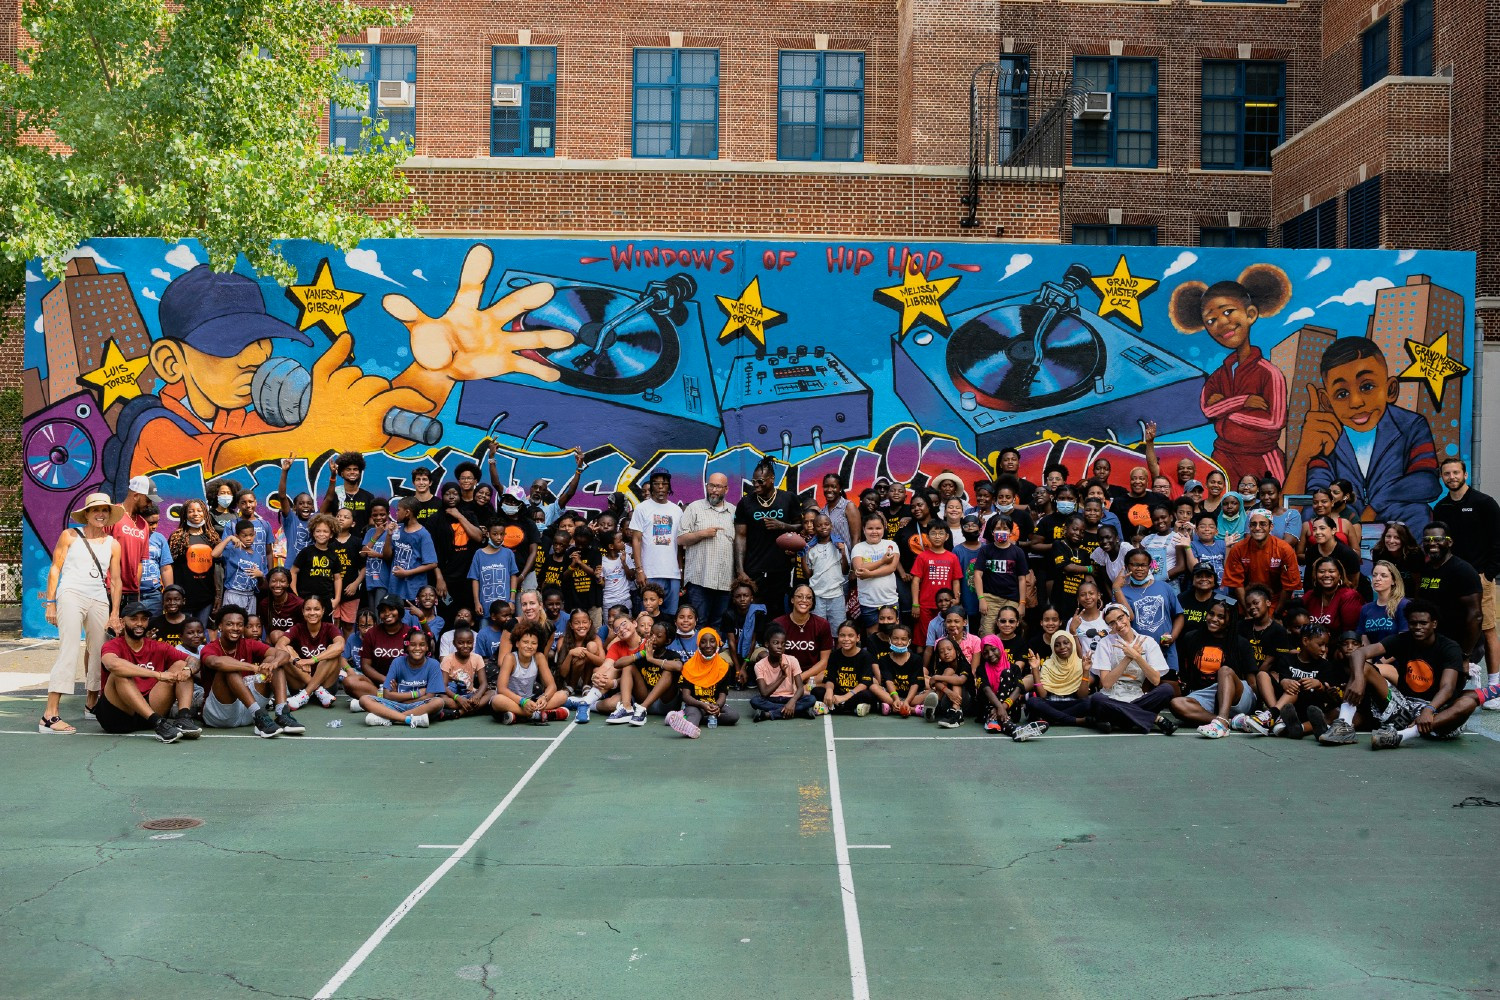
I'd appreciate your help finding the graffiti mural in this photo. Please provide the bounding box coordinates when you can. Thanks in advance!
[21,238,1476,636]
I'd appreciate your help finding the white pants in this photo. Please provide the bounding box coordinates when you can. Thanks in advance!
[49,590,109,695]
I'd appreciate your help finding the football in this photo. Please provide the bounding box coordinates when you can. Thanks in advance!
[776,531,810,552]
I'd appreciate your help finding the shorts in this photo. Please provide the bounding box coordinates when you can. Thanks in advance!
[857,605,881,631]
[95,692,151,734]
[1482,575,1496,632]
[1186,678,1255,717]
[1374,688,1433,730]
[337,596,360,626]
[202,686,270,728]
[371,695,436,712]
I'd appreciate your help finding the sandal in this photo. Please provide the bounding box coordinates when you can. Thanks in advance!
[40,715,77,734]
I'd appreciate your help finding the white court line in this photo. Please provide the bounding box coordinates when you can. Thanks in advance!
[0,639,51,656]
[0,729,553,741]
[823,714,871,1000]
[313,720,576,1000]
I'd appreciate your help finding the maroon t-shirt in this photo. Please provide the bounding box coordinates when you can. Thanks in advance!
[360,624,412,677]
[772,613,833,672]
[287,621,341,659]
[265,595,305,638]
[201,636,271,683]
[102,636,182,694]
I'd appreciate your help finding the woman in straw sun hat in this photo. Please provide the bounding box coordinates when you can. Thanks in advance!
[39,492,124,733]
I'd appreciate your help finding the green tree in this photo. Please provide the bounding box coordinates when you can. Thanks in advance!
[0,0,423,303]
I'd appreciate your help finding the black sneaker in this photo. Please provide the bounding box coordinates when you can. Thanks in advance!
[1154,712,1177,736]
[154,718,183,744]
[752,709,771,723]
[936,708,963,729]
[275,710,305,736]
[173,714,203,740]
[252,709,282,739]
[1305,705,1328,740]
[1279,703,1303,739]
[1094,719,1114,735]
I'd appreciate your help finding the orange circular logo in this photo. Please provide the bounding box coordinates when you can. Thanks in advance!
[502,525,525,549]
[1404,658,1434,694]
[1128,504,1154,528]
[186,543,213,575]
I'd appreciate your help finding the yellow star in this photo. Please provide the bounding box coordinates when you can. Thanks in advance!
[714,277,786,349]
[79,338,150,410]
[285,259,364,336]
[1399,332,1469,407]
[1088,255,1159,330]
[874,266,961,337]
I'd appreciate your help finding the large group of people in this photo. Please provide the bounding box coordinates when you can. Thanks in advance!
[39,434,1500,749]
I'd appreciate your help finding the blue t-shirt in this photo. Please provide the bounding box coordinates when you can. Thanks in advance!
[953,543,983,616]
[469,546,520,611]
[222,543,266,594]
[474,624,508,661]
[1120,577,1184,669]
[243,516,274,554]
[139,531,169,596]
[282,511,311,570]
[388,525,437,602]
[343,628,363,666]
[403,610,445,638]
[362,525,392,590]
[1187,538,1227,591]
[1270,507,1303,545]
[383,655,446,697]
[1358,598,1408,645]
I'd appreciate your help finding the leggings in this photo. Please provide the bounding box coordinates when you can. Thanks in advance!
[49,590,109,695]
[683,703,740,726]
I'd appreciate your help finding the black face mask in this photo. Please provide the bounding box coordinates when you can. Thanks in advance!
[876,622,894,635]
[962,528,980,541]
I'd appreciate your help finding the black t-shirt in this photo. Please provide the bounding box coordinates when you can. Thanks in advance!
[1240,619,1296,672]
[293,544,338,603]
[1413,556,1482,648]
[976,542,1029,600]
[332,536,365,600]
[564,545,601,611]
[1179,591,1219,631]
[1049,538,1090,614]
[171,530,218,610]
[735,489,795,575]
[407,494,443,526]
[333,487,376,535]
[1432,488,1500,577]
[148,614,188,647]
[1032,513,1069,576]
[893,519,932,574]
[536,546,571,596]
[1110,492,1172,538]
[874,649,918,689]
[826,648,875,695]
[1274,651,1346,690]
[999,634,1029,670]
[1382,631,1465,702]
[425,510,482,593]
[1175,628,1257,692]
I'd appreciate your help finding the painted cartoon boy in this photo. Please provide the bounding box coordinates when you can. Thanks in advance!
[127,246,572,479]
[1287,337,1439,531]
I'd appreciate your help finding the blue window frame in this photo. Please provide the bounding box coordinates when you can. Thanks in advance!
[1201,61,1284,170]
[996,56,1030,162]
[331,45,416,153]
[1280,198,1337,249]
[633,49,719,158]
[1346,176,1382,248]
[1199,227,1269,248]
[1362,18,1390,89]
[491,47,556,157]
[1072,57,1157,167]
[777,51,864,161]
[1402,0,1434,75]
[1072,224,1157,246]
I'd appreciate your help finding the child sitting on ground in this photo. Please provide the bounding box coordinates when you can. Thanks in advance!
[750,624,821,721]
[359,628,447,728]
[667,627,739,738]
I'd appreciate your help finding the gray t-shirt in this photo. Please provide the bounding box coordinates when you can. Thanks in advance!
[1092,632,1168,703]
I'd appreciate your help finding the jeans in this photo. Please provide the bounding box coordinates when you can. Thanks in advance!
[813,594,847,630]
[648,577,681,614]
[750,693,817,718]
[138,591,163,616]
[683,582,729,630]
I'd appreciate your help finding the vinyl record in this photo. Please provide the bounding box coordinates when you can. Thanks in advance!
[25,419,95,490]
[519,284,679,395]
[946,303,1105,411]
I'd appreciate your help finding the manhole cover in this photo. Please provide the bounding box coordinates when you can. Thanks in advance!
[140,817,203,831]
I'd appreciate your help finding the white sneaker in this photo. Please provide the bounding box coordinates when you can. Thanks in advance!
[286,690,311,711]
[314,687,336,708]
[349,698,363,713]
[406,714,429,728]
[364,713,392,727]
[628,707,648,727]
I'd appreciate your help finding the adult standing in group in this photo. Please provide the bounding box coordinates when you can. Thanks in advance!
[1110,466,1171,542]
[819,473,862,552]
[526,447,586,529]
[427,482,485,624]
[110,475,158,609]
[1433,458,1500,705]
[41,493,124,732]
[735,458,799,617]
[1223,509,1301,613]
[630,471,684,613]
[679,473,736,628]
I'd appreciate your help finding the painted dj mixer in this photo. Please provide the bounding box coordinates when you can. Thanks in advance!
[719,344,872,457]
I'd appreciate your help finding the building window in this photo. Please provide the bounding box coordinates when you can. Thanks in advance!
[1200,227,1269,248]
[1402,0,1434,75]
[633,48,719,158]
[1072,57,1158,168]
[1201,61,1284,170]
[1362,19,1390,89]
[996,56,1030,162]
[331,45,416,153]
[1280,198,1337,248]
[1072,224,1158,246]
[491,47,556,157]
[1346,176,1382,248]
[777,51,864,161]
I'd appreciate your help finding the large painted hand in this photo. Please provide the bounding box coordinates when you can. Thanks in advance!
[383,244,574,382]
[302,334,434,450]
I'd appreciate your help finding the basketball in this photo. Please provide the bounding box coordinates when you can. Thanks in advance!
[776,531,809,552]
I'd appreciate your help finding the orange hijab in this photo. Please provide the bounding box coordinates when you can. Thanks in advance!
[680,627,729,688]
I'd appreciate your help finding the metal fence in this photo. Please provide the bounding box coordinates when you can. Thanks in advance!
[962,65,1086,229]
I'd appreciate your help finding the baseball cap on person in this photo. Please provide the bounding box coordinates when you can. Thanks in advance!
[1183,479,1204,493]
[1192,563,1218,579]
[376,594,404,611]
[120,601,151,618]
[157,264,313,359]
[126,475,162,500]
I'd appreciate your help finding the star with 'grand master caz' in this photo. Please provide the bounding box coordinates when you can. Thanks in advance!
[875,267,960,337]
[1089,255,1158,330]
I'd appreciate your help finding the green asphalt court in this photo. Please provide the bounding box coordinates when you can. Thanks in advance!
[2,690,1499,1000]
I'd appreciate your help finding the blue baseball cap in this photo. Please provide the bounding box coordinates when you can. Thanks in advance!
[158,265,312,358]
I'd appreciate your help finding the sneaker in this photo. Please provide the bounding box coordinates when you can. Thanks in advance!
[153,718,183,743]
[406,714,430,729]
[812,701,830,717]
[1279,704,1303,739]
[1153,712,1177,736]
[1197,718,1229,739]
[922,691,940,722]
[1318,717,1357,746]
[1305,705,1328,740]
[275,710,305,736]
[1369,726,1403,750]
[314,687,336,708]
[285,690,311,711]
[1244,712,1272,736]
[1229,713,1252,733]
[549,707,569,722]
[496,711,516,725]
[349,698,363,713]
[605,705,632,725]
[855,702,871,717]
[752,709,771,723]
[1000,720,1019,738]
[937,708,963,729]
[574,703,591,724]
[364,712,393,728]
[253,709,282,738]
[530,711,549,726]
[173,714,203,739]
[628,706,648,727]
[984,718,1003,733]
[666,710,701,739]
[1011,720,1048,742]
[84,705,97,722]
